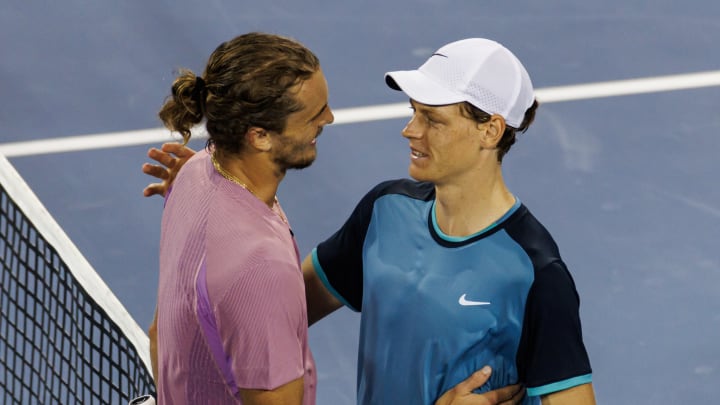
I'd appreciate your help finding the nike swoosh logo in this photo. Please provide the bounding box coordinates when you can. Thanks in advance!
[458,294,491,306]
[432,52,448,58]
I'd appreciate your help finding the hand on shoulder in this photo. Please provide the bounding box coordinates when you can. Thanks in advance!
[141,142,196,197]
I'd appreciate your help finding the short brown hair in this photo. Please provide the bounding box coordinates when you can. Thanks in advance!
[460,99,539,162]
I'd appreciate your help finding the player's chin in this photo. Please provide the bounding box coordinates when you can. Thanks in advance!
[287,153,317,170]
[408,166,431,182]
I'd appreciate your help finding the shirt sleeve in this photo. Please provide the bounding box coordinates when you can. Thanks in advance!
[314,181,394,311]
[517,260,593,396]
[214,256,307,390]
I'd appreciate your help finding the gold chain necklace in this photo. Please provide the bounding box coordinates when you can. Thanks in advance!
[210,153,289,225]
[211,152,255,194]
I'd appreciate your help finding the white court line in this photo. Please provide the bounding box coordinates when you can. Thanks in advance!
[2,69,720,158]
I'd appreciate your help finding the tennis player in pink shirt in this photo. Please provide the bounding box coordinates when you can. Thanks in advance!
[151,32,333,404]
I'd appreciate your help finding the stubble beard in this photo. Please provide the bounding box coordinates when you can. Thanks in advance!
[273,144,317,171]
[274,129,322,171]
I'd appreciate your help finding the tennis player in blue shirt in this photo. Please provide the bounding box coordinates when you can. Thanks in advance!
[303,38,595,405]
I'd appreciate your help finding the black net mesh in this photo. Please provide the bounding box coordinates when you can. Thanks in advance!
[0,182,156,404]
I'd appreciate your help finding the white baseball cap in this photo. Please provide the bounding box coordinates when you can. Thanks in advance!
[385,38,534,128]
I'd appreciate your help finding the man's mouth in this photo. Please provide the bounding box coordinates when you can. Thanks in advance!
[411,148,428,159]
[311,127,324,145]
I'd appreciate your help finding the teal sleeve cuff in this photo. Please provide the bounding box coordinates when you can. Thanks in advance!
[526,374,592,397]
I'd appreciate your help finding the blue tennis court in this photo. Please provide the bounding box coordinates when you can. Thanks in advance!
[2,2,719,403]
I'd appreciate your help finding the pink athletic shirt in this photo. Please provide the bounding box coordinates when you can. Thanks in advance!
[156,149,316,404]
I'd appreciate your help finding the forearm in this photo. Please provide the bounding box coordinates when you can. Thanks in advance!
[239,376,304,405]
[302,254,342,326]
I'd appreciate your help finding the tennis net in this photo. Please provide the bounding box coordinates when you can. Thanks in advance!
[0,153,156,404]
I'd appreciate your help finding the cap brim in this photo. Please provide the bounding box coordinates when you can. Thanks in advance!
[385,70,465,106]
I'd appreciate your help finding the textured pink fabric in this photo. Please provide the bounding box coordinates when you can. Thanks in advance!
[156,150,316,404]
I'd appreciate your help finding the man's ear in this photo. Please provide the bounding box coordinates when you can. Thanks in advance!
[245,127,272,152]
[480,115,506,148]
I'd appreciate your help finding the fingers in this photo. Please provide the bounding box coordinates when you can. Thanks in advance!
[455,366,492,393]
[141,164,169,197]
[147,147,178,169]
[502,385,526,405]
[142,142,194,198]
[142,163,170,180]
[160,142,194,158]
[495,384,525,405]
[143,183,165,197]
[434,366,493,405]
